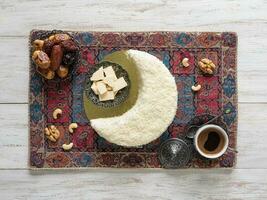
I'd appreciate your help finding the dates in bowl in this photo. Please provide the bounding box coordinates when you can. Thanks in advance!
[31,30,79,80]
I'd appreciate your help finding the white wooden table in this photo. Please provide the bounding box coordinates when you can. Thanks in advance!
[0,0,267,199]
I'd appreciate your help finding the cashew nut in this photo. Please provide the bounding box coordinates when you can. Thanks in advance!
[62,142,73,151]
[53,108,62,119]
[192,84,201,92]
[69,123,78,133]
[182,58,189,67]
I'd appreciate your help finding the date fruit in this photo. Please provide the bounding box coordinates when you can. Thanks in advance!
[50,45,63,71]
[53,34,70,43]
[43,39,55,56]
[61,39,78,52]
[63,52,76,66]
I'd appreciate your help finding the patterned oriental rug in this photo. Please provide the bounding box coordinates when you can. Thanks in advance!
[29,30,238,169]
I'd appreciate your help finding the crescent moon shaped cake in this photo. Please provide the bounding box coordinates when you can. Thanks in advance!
[90,50,178,147]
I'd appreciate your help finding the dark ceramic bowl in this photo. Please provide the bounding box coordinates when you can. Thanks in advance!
[84,61,130,108]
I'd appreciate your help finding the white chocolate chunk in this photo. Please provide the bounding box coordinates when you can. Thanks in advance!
[91,82,99,95]
[90,65,128,101]
[99,91,115,101]
[90,67,104,81]
[104,66,117,79]
[96,81,107,95]
[113,77,128,92]
[103,76,116,88]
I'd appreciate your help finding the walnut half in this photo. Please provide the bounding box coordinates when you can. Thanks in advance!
[198,58,216,75]
[45,125,60,142]
[32,50,51,69]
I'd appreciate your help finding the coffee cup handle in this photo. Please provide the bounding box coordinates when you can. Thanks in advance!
[227,147,238,153]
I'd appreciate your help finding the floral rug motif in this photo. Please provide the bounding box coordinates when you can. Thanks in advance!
[29,30,238,168]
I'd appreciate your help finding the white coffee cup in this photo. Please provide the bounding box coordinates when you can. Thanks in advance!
[194,124,229,159]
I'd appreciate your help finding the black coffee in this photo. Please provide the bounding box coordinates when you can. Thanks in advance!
[197,129,226,155]
[204,131,220,151]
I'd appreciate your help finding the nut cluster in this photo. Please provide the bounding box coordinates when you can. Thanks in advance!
[45,108,78,151]
[45,125,60,142]
[198,58,216,74]
[32,33,78,79]
[181,57,216,93]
